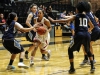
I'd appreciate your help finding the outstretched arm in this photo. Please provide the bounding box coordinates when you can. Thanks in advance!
[15,22,34,32]
[48,15,75,23]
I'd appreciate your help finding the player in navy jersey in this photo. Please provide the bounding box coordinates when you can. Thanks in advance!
[2,12,35,70]
[80,2,100,65]
[48,1,95,73]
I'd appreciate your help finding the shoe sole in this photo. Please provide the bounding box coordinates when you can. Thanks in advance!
[18,66,29,69]
[30,63,34,67]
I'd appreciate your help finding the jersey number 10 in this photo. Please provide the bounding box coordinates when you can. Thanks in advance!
[79,18,87,27]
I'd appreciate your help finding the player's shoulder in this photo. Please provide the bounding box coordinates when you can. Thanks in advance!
[44,17,49,22]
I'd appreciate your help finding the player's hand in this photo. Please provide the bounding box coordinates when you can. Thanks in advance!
[88,28,92,34]
[32,27,37,32]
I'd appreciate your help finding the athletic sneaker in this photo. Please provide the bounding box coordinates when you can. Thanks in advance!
[87,60,96,65]
[47,50,51,59]
[18,62,29,69]
[68,68,75,74]
[30,60,34,67]
[90,67,95,73]
[7,65,15,70]
[80,59,88,65]
[25,54,29,59]
[42,56,49,61]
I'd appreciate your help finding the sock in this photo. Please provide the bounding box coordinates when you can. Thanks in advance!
[42,54,45,57]
[92,54,94,60]
[9,59,14,65]
[19,58,23,62]
[90,60,94,69]
[84,55,88,60]
[70,62,74,69]
[25,51,28,54]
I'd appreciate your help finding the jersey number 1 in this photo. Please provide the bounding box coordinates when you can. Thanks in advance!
[79,18,87,27]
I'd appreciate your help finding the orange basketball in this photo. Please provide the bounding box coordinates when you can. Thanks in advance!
[37,26,46,35]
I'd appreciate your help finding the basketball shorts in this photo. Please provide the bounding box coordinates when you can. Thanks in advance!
[34,33,50,50]
[69,32,91,52]
[2,39,24,54]
[91,26,100,41]
[26,30,36,42]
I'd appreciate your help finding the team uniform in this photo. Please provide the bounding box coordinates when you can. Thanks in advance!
[2,21,24,54]
[68,13,92,59]
[34,17,50,50]
[26,12,37,42]
[86,12,100,41]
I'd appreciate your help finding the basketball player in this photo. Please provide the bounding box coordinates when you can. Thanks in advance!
[25,3,46,60]
[48,1,95,73]
[2,12,35,70]
[80,2,100,65]
[30,9,51,66]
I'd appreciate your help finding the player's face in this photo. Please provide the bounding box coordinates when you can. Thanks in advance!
[15,15,18,21]
[38,10,44,18]
[0,14,4,19]
[31,6,37,13]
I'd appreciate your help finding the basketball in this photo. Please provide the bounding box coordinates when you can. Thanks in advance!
[37,26,46,35]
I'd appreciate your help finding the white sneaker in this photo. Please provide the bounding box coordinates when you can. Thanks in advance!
[30,60,34,67]
[47,50,51,59]
[18,62,29,69]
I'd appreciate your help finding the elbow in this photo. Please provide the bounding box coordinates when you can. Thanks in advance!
[26,21,29,25]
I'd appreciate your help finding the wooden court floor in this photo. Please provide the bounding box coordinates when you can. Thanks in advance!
[0,37,100,75]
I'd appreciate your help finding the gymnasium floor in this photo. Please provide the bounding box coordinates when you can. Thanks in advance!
[0,36,100,75]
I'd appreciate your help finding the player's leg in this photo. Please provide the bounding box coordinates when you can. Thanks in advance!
[83,38,95,73]
[68,47,75,74]
[18,50,29,69]
[7,54,16,70]
[68,35,82,74]
[80,45,88,65]
[25,45,34,59]
[30,42,39,66]
[90,41,96,63]
[40,43,51,61]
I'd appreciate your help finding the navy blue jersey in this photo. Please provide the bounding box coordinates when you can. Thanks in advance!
[30,12,38,26]
[75,14,89,33]
[86,12,100,41]
[2,21,16,39]
[86,12,98,27]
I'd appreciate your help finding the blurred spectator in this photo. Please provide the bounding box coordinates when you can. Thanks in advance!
[59,10,66,19]
[0,13,7,33]
[95,8,100,20]
[46,5,55,19]
[4,0,12,6]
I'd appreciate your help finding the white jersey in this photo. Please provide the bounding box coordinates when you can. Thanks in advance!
[34,17,50,50]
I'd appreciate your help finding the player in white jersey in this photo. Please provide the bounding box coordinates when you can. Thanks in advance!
[30,9,52,66]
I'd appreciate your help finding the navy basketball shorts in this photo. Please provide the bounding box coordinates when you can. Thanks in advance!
[26,30,36,42]
[91,26,100,41]
[2,39,24,54]
[69,32,91,52]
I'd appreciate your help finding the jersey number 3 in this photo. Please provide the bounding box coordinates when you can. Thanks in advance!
[79,18,87,27]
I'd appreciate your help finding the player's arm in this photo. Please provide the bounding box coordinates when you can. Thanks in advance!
[48,15,75,23]
[15,22,34,32]
[44,19,52,32]
[63,16,71,19]
[94,16,99,22]
[88,19,94,33]
[26,13,33,27]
